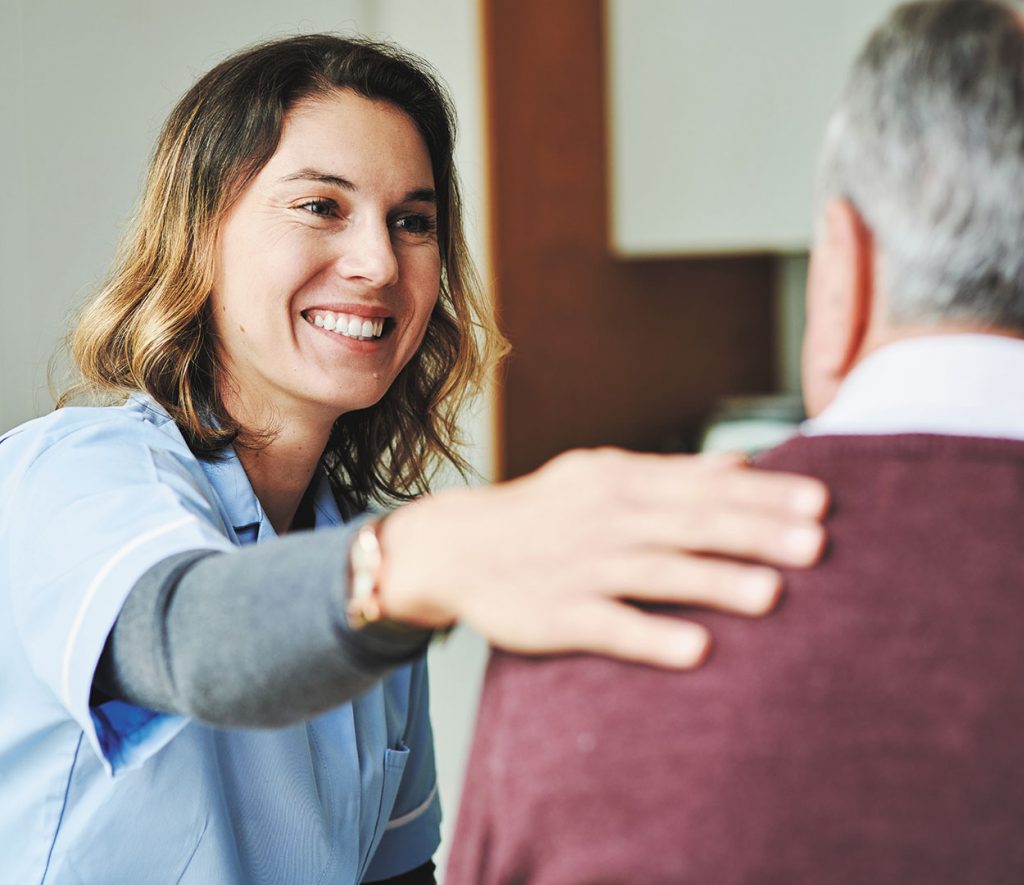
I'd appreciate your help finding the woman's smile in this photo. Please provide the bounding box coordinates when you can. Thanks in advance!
[303,309,388,342]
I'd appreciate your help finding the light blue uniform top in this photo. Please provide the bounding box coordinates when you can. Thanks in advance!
[0,397,440,884]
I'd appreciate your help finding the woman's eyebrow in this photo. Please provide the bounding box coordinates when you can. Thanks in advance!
[279,169,436,204]
[405,188,437,205]
[281,169,356,190]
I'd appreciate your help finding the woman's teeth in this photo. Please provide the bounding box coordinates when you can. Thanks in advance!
[307,311,386,341]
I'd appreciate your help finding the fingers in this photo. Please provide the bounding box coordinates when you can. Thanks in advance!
[546,449,828,567]
[620,450,829,518]
[618,506,826,568]
[697,463,830,519]
[589,553,782,615]
[510,599,712,669]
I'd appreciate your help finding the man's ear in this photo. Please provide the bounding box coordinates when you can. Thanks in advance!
[801,198,874,417]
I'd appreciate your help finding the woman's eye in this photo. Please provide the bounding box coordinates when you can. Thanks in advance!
[297,198,338,218]
[392,213,437,237]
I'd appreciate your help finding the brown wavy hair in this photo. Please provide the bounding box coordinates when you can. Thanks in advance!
[59,34,508,509]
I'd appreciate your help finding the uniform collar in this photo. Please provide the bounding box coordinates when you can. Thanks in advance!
[201,448,346,542]
[201,449,270,542]
[125,394,344,542]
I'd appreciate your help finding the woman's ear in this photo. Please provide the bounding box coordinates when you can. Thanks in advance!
[801,198,874,417]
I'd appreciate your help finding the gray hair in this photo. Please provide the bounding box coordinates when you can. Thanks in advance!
[817,0,1024,329]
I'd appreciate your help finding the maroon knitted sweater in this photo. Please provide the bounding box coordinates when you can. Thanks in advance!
[447,434,1024,885]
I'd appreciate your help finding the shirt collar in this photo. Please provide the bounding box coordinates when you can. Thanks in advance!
[201,450,346,542]
[200,449,270,541]
[124,394,344,541]
[802,333,1024,441]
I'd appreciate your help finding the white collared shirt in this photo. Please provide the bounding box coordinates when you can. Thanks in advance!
[802,334,1024,442]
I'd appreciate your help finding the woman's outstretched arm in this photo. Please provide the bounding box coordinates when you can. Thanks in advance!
[93,524,432,727]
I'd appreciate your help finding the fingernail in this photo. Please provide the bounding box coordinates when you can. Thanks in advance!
[785,525,824,562]
[743,568,782,613]
[792,483,828,515]
[670,625,711,668]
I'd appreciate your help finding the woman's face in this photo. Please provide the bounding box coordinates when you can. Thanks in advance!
[210,89,441,429]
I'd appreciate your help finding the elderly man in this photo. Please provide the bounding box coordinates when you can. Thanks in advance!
[446,2,1024,883]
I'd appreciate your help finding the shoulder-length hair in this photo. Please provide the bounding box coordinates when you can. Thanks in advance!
[59,34,508,510]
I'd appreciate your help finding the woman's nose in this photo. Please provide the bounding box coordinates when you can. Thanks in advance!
[334,220,400,289]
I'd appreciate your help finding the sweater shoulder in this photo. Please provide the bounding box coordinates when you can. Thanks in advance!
[755,432,1024,477]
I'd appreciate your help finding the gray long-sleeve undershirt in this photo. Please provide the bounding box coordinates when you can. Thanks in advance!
[92,526,433,728]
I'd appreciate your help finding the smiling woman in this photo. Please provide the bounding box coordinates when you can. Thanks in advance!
[209,91,446,529]
[0,33,828,885]
[62,37,490,519]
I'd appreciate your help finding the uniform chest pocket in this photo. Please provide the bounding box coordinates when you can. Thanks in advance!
[359,743,410,880]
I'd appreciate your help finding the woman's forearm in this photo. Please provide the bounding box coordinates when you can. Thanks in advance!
[93,527,432,728]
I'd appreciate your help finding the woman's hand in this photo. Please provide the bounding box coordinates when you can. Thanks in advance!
[377,448,828,668]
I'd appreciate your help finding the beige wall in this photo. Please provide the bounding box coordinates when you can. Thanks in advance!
[607,0,902,255]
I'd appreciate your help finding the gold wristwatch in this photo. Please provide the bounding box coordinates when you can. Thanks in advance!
[346,518,385,629]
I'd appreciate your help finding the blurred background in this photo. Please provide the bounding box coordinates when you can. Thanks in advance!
[0,0,900,876]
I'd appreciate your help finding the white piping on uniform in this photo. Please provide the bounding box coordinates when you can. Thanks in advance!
[385,783,438,831]
[61,514,200,708]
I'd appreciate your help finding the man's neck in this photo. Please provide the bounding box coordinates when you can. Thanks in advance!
[803,332,1024,441]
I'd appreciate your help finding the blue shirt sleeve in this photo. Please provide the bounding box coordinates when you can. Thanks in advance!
[1,407,236,776]
[363,656,442,882]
